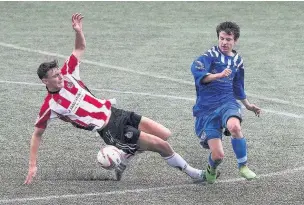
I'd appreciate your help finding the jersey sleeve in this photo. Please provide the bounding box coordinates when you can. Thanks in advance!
[233,63,246,100]
[35,104,51,129]
[191,54,212,86]
[34,95,56,129]
[61,54,81,80]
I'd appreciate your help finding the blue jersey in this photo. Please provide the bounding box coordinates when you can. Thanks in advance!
[191,46,246,117]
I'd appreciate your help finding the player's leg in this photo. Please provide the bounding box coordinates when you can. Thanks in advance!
[137,116,171,141]
[110,109,170,180]
[97,108,138,180]
[196,114,223,184]
[137,131,204,180]
[224,108,257,180]
[204,135,224,184]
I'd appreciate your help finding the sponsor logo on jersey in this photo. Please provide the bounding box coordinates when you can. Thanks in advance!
[68,89,85,114]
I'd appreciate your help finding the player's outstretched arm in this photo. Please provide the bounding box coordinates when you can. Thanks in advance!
[24,127,45,185]
[240,99,261,117]
[71,13,86,60]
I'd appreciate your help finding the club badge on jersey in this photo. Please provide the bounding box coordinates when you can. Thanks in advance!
[67,81,74,89]
[195,61,205,70]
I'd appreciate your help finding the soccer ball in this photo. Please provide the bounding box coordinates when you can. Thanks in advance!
[97,145,122,170]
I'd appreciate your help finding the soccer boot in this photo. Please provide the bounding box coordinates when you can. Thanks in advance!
[115,163,127,181]
[192,170,207,183]
[193,169,221,183]
[205,165,218,184]
[239,165,257,180]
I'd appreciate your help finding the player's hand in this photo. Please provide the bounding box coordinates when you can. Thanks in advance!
[24,165,37,185]
[246,104,261,117]
[220,68,232,78]
[72,13,84,33]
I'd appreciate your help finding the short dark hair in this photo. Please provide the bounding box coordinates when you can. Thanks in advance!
[216,21,240,41]
[37,60,59,79]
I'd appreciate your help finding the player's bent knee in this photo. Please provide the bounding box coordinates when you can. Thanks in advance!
[212,151,225,161]
[138,131,173,156]
[154,140,173,156]
[162,128,171,141]
[227,123,241,135]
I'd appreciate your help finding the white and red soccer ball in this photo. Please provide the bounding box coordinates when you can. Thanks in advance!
[97,145,122,170]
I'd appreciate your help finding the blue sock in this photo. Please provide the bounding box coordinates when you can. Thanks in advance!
[208,153,222,169]
[231,137,247,168]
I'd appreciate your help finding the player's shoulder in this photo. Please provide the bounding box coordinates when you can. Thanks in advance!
[200,45,221,59]
[41,93,52,107]
[37,93,52,115]
[232,49,243,59]
[232,50,244,68]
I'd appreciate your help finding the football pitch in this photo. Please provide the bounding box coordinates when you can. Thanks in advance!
[0,1,304,204]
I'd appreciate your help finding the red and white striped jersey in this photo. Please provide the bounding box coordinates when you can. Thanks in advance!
[35,54,112,131]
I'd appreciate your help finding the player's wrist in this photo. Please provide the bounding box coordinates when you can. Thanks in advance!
[75,30,83,34]
[241,99,250,108]
[217,73,224,79]
[245,104,252,110]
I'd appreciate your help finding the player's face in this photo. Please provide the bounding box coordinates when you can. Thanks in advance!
[43,68,64,91]
[218,31,237,56]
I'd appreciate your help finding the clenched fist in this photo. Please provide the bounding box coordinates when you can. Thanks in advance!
[220,68,232,78]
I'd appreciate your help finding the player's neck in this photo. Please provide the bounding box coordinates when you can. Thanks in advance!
[46,86,61,94]
[227,52,235,57]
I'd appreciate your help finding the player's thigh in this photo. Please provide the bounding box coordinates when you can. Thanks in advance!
[222,106,243,137]
[138,116,171,141]
[196,113,222,149]
[200,128,222,150]
[221,102,242,128]
[137,131,173,156]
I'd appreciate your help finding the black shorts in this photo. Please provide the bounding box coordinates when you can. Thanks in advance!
[97,107,142,155]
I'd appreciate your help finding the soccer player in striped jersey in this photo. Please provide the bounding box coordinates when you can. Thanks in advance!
[191,22,261,184]
[24,13,205,184]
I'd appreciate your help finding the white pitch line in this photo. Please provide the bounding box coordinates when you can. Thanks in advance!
[0,42,299,106]
[261,108,304,119]
[0,80,303,119]
[0,80,195,101]
[0,42,191,85]
[0,166,303,204]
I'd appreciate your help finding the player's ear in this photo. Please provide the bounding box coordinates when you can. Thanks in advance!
[234,39,238,45]
[41,78,48,85]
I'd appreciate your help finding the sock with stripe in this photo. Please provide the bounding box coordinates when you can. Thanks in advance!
[231,137,247,168]
[164,152,202,179]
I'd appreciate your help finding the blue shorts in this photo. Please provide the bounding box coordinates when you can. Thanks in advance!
[195,102,242,149]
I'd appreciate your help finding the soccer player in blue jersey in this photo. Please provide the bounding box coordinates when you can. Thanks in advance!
[191,21,261,184]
